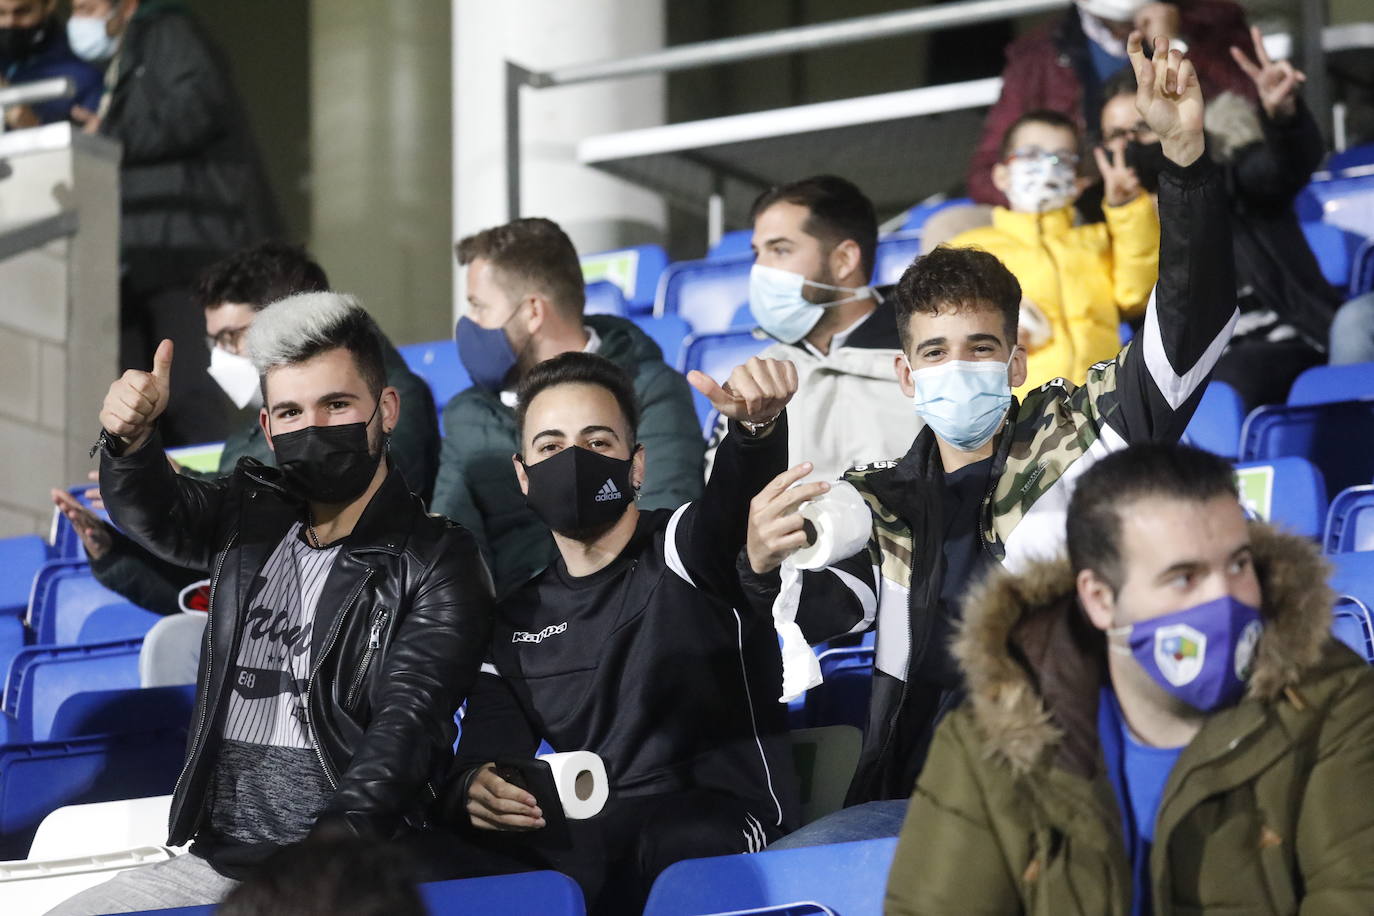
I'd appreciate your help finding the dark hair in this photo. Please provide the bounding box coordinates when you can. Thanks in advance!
[999,108,1081,159]
[893,245,1021,351]
[195,241,330,311]
[247,292,388,400]
[749,175,879,281]
[1101,65,1138,105]
[455,217,585,317]
[1067,443,1241,590]
[515,352,640,447]
[217,836,424,916]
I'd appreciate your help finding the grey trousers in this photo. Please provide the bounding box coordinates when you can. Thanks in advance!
[43,852,238,916]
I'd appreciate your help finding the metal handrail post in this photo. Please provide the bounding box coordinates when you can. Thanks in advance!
[0,77,74,134]
[506,61,533,220]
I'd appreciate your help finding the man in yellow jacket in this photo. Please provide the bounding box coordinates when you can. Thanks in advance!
[951,109,1160,397]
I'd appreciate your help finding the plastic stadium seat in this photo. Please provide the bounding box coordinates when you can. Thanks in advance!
[709,229,754,261]
[634,314,693,370]
[1287,362,1374,407]
[0,728,187,860]
[900,196,973,232]
[873,231,921,288]
[679,330,771,424]
[643,837,899,916]
[3,640,143,742]
[1328,143,1374,171]
[0,534,50,614]
[49,686,196,742]
[1353,238,1374,296]
[794,647,874,731]
[654,256,752,333]
[26,561,160,646]
[581,244,670,314]
[1329,551,1374,611]
[584,279,628,317]
[1332,596,1374,663]
[1233,458,1327,539]
[28,795,173,860]
[1298,221,1362,291]
[1238,401,1374,502]
[1325,485,1374,554]
[396,338,471,417]
[1181,381,1246,460]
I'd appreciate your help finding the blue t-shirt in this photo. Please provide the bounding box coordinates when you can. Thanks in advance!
[1099,687,1185,916]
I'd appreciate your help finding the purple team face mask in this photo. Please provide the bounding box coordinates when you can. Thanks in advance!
[1109,595,1264,712]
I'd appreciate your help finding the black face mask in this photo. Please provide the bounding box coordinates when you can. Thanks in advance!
[0,22,47,61]
[271,404,385,505]
[1124,139,1167,194]
[520,445,636,538]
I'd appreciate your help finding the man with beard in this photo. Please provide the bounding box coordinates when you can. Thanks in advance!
[0,0,101,127]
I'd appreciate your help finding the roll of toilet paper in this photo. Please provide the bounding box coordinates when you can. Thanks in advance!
[789,481,874,571]
[537,751,609,820]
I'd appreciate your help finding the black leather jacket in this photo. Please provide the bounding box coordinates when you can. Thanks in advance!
[99,431,493,848]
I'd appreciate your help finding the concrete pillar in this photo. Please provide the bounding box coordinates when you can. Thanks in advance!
[451,0,667,317]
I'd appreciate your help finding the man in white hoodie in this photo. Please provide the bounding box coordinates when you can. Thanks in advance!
[705,175,920,482]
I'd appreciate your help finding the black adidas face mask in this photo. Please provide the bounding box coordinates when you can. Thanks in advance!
[519,445,637,539]
[271,401,385,505]
[1124,139,1167,194]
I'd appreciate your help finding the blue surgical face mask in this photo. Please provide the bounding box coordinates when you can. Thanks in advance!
[455,305,528,393]
[66,14,118,63]
[909,355,1014,451]
[749,264,873,344]
[1109,595,1264,712]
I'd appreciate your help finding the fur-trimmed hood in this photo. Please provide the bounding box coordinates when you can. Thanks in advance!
[953,522,1335,776]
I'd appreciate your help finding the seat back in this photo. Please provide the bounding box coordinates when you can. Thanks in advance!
[0,729,187,860]
[1329,551,1374,612]
[633,315,693,370]
[4,640,143,741]
[655,257,753,333]
[1181,381,1246,460]
[1332,596,1374,664]
[581,244,669,313]
[49,685,197,742]
[900,196,973,231]
[0,535,51,614]
[680,330,771,424]
[1239,401,1374,502]
[421,870,587,915]
[1353,238,1374,296]
[1298,220,1361,290]
[789,725,862,827]
[709,229,754,261]
[28,794,174,860]
[1233,458,1327,539]
[1324,485,1374,554]
[873,232,921,288]
[27,561,158,646]
[584,279,628,317]
[1287,362,1374,407]
[643,837,899,916]
[395,338,471,417]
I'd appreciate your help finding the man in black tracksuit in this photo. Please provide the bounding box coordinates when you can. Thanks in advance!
[448,351,803,915]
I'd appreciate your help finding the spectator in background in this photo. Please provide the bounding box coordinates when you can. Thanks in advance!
[68,0,281,446]
[433,217,702,598]
[0,0,102,127]
[948,110,1158,396]
[709,175,920,483]
[885,443,1374,914]
[1100,28,1337,409]
[967,0,1255,209]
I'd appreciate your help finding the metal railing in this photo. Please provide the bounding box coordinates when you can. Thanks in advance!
[0,77,74,134]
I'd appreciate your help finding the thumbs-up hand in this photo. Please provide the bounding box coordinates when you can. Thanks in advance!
[688,356,798,428]
[99,338,174,453]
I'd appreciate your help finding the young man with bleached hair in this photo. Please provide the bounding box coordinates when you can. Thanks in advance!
[48,293,493,914]
[887,442,1374,913]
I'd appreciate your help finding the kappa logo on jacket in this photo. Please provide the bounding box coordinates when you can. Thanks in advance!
[594,479,622,502]
[512,622,569,645]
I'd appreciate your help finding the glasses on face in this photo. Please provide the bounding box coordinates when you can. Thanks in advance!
[1102,123,1157,145]
[206,325,251,354]
[1006,147,1080,169]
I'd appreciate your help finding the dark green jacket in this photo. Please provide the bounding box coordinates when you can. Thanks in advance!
[886,524,1374,915]
[90,337,439,614]
[430,315,704,597]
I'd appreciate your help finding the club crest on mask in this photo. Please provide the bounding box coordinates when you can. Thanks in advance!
[1153,623,1206,686]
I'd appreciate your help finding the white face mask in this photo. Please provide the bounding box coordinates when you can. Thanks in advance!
[748,263,874,345]
[1005,155,1077,214]
[207,346,262,410]
[66,13,118,63]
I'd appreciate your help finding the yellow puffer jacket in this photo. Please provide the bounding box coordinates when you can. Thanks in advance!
[949,194,1159,397]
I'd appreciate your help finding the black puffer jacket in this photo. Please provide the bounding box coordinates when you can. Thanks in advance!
[98,431,493,848]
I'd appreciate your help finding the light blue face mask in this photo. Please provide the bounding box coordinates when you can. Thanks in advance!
[749,264,873,345]
[909,355,1014,451]
[67,15,118,63]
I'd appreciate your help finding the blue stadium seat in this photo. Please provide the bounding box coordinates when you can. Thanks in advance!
[1182,381,1246,460]
[654,256,752,333]
[1299,221,1362,291]
[1332,596,1374,664]
[643,837,899,916]
[708,229,754,261]
[581,244,670,314]
[4,639,143,742]
[0,534,50,615]
[584,279,628,317]
[1328,143,1374,171]
[679,330,771,424]
[1353,238,1374,296]
[633,314,693,370]
[1329,551,1374,611]
[49,685,196,741]
[1233,458,1326,539]
[395,338,471,430]
[1324,485,1374,554]
[26,560,160,646]
[0,727,187,859]
[793,646,874,730]
[900,196,973,232]
[1238,401,1374,502]
[1287,362,1374,407]
[873,231,921,288]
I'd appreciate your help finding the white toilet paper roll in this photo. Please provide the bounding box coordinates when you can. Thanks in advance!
[538,751,610,820]
[789,481,874,570]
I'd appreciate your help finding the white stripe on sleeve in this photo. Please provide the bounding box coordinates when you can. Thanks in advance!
[1141,287,1239,410]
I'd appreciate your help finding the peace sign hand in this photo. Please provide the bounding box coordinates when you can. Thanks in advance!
[1127,31,1205,168]
[1230,25,1305,122]
[1094,144,1143,207]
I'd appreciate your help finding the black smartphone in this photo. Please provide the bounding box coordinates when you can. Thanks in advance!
[493,756,571,840]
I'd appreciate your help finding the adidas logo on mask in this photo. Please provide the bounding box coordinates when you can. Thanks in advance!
[594,479,622,502]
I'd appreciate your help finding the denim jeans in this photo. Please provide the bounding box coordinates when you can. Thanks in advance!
[765,799,910,850]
